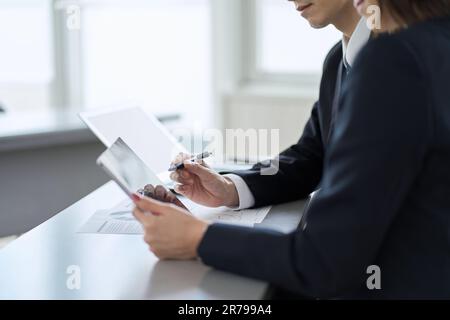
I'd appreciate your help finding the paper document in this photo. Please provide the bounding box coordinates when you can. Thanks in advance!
[193,205,271,227]
[78,200,143,234]
[78,198,272,234]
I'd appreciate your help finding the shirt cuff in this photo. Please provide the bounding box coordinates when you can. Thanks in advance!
[223,174,255,210]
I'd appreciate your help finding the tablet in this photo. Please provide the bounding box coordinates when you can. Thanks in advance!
[80,106,187,176]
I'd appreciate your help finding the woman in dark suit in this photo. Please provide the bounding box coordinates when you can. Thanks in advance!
[132,0,450,299]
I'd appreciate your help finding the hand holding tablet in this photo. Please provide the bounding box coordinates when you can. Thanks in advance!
[97,138,187,209]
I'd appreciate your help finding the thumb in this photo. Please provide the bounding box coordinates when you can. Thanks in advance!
[134,196,172,216]
[132,207,149,224]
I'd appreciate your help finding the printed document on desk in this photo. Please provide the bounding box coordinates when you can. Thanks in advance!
[78,198,272,235]
[78,199,143,234]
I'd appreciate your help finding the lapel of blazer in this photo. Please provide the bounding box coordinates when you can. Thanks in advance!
[326,60,345,145]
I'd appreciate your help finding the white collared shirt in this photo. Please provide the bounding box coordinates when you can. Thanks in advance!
[226,19,371,210]
[343,18,372,68]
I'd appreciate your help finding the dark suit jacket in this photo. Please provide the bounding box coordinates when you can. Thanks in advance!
[199,17,450,299]
[229,41,343,207]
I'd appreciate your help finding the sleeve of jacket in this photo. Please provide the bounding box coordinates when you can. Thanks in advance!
[198,36,430,298]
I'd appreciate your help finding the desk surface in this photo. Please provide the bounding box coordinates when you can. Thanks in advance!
[0,182,305,300]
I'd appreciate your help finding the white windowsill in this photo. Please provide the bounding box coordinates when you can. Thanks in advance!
[231,80,319,101]
[0,110,93,153]
[0,110,181,153]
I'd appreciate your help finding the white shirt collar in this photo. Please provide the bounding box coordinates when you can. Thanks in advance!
[342,18,371,67]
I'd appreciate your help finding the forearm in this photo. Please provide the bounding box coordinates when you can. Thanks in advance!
[231,150,323,207]
[198,223,337,298]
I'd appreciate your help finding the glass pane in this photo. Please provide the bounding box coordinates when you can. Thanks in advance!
[259,0,341,74]
[0,0,53,112]
[82,0,212,127]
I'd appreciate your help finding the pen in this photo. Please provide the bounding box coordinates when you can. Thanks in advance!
[168,151,213,171]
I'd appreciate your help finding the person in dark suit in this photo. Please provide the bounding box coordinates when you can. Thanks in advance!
[132,0,450,299]
[168,0,370,210]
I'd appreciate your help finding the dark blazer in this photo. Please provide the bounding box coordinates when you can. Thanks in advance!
[199,17,450,299]
[230,41,343,207]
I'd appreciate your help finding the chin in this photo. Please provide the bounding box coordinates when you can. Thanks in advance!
[306,18,330,29]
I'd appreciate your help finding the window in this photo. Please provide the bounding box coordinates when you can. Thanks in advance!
[81,0,212,126]
[0,0,54,112]
[254,0,341,78]
[0,0,338,123]
[0,0,212,128]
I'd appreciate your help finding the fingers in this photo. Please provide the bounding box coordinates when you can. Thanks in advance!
[164,188,177,202]
[170,170,194,185]
[174,184,192,197]
[133,195,176,216]
[143,184,173,202]
[143,184,155,198]
[193,158,211,169]
[140,184,188,211]
[171,153,192,166]
[154,185,167,201]
[170,152,213,183]
[183,161,213,179]
[164,188,187,209]
[132,206,154,226]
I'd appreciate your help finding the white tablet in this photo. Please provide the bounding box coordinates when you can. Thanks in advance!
[80,106,187,176]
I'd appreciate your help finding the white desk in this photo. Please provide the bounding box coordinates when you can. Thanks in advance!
[0,182,305,299]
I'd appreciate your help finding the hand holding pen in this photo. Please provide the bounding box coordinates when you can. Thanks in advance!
[168,152,240,208]
[168,151,213,172]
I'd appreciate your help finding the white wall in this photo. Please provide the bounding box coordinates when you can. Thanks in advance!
[223,92,316,157]
[0,141,108,237]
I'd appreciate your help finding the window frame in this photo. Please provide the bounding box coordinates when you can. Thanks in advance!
[53,0,214,115]
[51,0,84,110]
[241,0,322,90]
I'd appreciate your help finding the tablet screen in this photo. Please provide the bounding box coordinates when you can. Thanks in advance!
[97,138,166,197]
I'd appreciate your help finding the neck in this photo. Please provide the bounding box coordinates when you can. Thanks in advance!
[333,3,361,44]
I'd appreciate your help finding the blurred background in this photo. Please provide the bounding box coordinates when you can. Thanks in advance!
[0,0,339,239]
